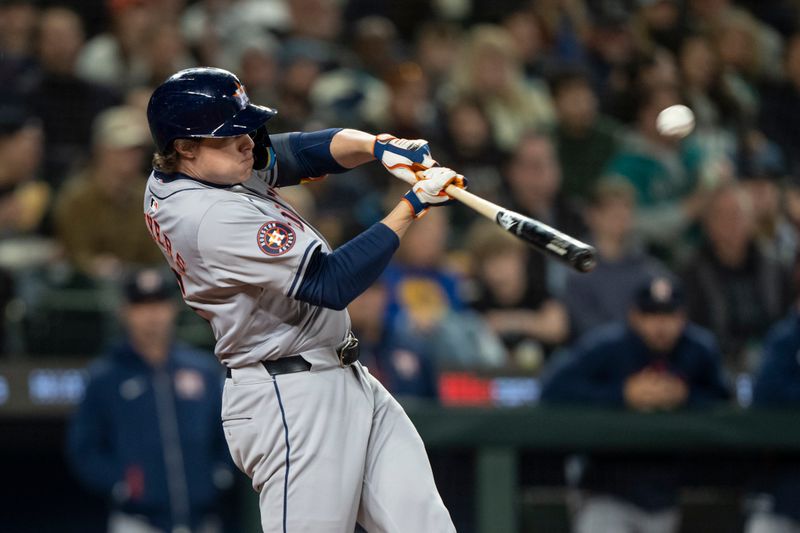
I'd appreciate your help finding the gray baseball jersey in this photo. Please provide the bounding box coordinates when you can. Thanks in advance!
[142,136,349,369]
[143,132,455,532]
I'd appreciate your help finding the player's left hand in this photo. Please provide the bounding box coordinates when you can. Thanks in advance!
[374,134,436,184]
[402,167,467,218]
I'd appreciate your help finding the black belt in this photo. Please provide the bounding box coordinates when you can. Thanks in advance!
[225,332,360,378]
[226,356,311,378]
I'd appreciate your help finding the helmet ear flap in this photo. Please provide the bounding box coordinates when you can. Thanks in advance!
[251,125,273,171]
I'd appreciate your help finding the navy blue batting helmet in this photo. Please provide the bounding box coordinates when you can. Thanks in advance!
[146,67,277,154]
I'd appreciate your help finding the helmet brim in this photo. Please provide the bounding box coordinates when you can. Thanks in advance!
[208,103,277,138]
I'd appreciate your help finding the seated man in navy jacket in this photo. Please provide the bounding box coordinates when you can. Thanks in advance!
[541,275,729,533]
[747,308,800,533]
[67,269,233,533]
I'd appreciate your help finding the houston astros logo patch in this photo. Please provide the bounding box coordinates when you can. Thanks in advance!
[257,221,296,256]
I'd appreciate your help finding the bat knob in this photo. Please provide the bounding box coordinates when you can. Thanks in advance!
[574,247,597,273]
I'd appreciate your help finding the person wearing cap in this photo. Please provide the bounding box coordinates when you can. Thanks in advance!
[541,275,729,533]
[67,268,233,533]
[54,105,164,278]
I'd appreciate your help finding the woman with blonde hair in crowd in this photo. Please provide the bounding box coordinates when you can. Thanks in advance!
[444,24,555,151]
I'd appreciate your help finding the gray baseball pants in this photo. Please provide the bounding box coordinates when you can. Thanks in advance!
[222,358,455,533]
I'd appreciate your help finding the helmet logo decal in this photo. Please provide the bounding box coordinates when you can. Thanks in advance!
[233,82,250,110]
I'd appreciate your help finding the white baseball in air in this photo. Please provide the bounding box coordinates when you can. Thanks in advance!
[656,104,695,138]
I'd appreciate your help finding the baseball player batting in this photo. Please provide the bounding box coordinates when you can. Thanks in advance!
[143,67,460,532]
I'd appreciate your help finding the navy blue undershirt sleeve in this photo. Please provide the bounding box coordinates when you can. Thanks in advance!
[294,222,400,310]
[270,129,348,187]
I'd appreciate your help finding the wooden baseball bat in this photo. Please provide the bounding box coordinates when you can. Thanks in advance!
[444,184,597,273]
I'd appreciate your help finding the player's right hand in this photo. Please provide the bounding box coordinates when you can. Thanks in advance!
[402,167,467,218]
[374,134,437,184]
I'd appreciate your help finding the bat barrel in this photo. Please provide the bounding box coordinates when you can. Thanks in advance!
[441,183,597,274]
[497,211,597,273]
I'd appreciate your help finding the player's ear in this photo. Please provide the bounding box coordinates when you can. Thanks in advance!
[173,139,201,160]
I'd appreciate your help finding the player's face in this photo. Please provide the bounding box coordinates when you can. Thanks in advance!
[190,134,255,185]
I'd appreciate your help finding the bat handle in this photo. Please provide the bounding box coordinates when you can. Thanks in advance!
[444,184,499,219]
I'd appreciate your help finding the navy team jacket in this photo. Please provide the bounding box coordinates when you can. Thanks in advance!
[67,340,232,531]
[540,322,729,511]
[752,310,800,522]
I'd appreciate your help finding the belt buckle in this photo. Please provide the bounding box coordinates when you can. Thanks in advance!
[336,331,360,368]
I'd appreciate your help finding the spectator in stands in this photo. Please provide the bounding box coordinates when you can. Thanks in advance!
[564,178,666,339]
[466,220,568,372]
[689,0,784,80]
[377,62,437,143]
[542,275,729,533]
[712,9,768,105]
[0,0,39,89]
[54,106,163,278]
[0,104,50,237]
[307,18,397,130]
[630,0,684,54]
[271,39,330,132]
[75,0,157,90]
[605,84,720,254]
[782,177,800,298]
[349,282,438,399]
[602,47,680,125]
[27,6,119,188]
[437,97,505,206]
[413,22,462,89]
[748,300,800,533]
[550,67,621,201]
[67,268,232,533]
[760,34,800,174]
[286,0,342,42]
[0,106,36,351]
[677,33,751,141]
[0,0,38,61]
[682,183,790,375]
[585,7,637,111]
[141,21,194,88]
[738,132,791,262]
[504,131,583,298]
[221,29,280,107]
[502,7,547,81]
[445,24,555,151]
[351,15,404,81]
[383,208,506,369]
[530,0,590,65]
[179,0,286,68]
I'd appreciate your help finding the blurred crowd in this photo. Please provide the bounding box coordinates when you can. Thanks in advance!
[3,0,800,395]
[5,0,800,531]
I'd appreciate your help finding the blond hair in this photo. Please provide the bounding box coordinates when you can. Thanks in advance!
[151,139,200,173]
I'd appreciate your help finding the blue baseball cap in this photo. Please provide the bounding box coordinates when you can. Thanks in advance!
[632,276,684,314]
[124,269,174,304]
